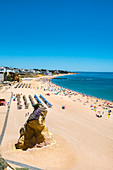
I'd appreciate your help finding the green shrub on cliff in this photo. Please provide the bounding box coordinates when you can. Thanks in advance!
[0,154,7,169]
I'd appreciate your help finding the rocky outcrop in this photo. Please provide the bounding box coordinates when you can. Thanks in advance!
[15,105,54,150]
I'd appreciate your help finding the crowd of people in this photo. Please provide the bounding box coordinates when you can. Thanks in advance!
[37,78,113,118]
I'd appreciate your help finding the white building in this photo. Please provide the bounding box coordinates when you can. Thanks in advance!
[45,70,52,75]
[55,70,59,74]
[0,72,4,82]
[0,67,16,81]
[29,69,36,73]
[23,69,36,73]
[6,69,15,75]
[36,71,41,74]
[0,67,6,82]
[0,67,6,73]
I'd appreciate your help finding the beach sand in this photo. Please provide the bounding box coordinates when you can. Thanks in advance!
[0,75,113,169]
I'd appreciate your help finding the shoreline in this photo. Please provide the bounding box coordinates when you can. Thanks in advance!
[37,74,113,118]
[50,74,113,102]
[0,75,113,169]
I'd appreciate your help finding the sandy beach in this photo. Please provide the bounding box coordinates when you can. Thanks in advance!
[0,75,113,170]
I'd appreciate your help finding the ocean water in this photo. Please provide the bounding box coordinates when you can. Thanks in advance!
[51,72,113,101]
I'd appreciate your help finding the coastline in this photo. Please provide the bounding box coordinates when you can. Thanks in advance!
[51,73,113,102]
[0,75,113,169]
[39,74,113,117]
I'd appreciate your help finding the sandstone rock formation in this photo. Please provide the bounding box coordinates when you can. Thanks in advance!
[15,104,54,150]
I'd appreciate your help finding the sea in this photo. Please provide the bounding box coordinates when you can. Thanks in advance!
[51,72,113,101]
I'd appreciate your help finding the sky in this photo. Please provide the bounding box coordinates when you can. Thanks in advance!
[0,0,113,72]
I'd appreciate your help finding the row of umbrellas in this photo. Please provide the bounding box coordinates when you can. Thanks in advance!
[39,94,52,108]
[34,95,42,104]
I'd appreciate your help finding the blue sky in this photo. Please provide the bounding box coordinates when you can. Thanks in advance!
[0,0,113,71]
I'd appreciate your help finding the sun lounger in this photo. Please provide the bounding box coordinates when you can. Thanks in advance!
[14,83,19,88]
[23,95,29,109]
[16,94,22,109]
[29,95,35,106]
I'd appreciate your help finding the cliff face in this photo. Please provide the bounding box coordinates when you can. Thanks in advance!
[15,106,54,150]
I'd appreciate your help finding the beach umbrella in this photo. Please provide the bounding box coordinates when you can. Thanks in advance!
[62,105,65,109]
[46,93,50,96]
[0,101,6,104]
